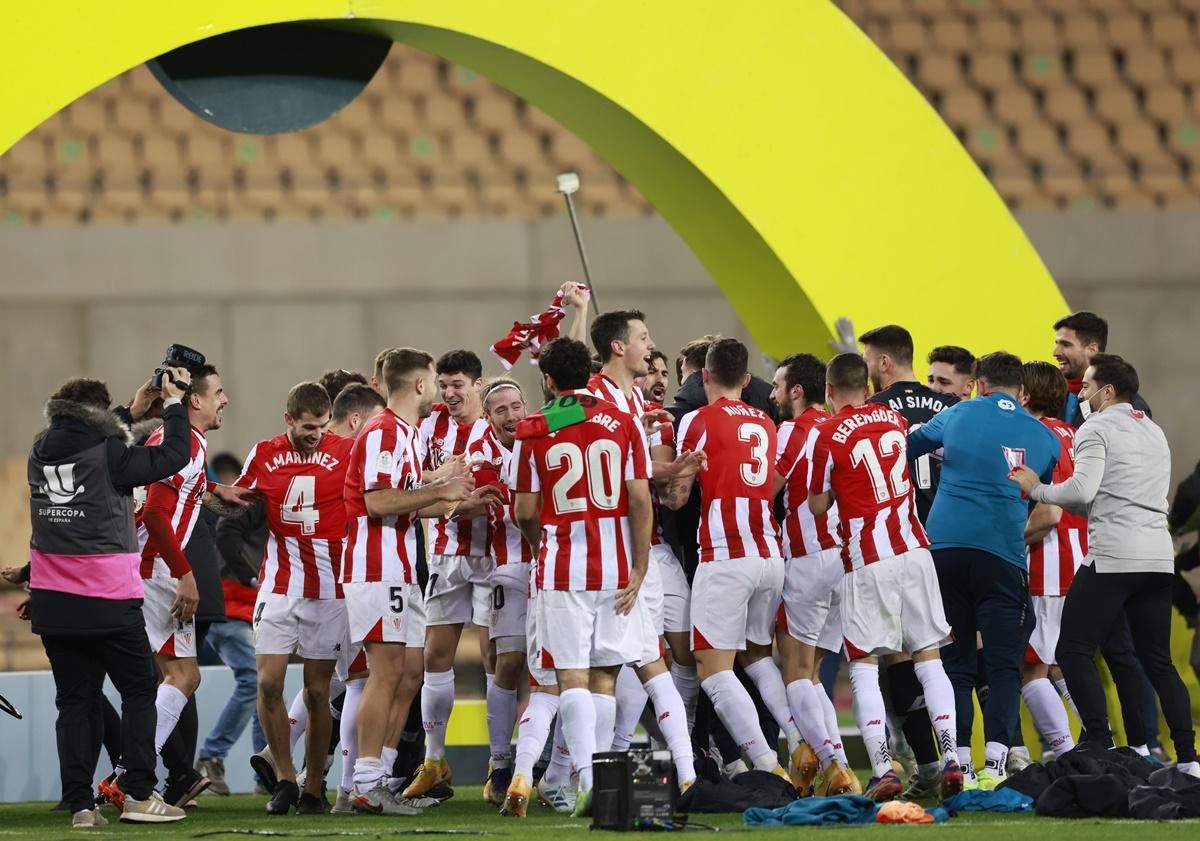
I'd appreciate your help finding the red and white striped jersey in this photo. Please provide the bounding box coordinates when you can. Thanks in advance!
[237,432,353,599]
[588,372,646,421]
[419,404,489,557]
[1028,417,1088,596]
[677,398,782,562]
[510,390,652,591]
[645,401,675,548]
[343,408,423,584]
[775,407,840,558]
[468,425,534,567]
[136,425,208,579]
[808,403,929,572]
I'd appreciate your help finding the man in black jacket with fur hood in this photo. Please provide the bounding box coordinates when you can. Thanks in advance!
[28,370,193,826]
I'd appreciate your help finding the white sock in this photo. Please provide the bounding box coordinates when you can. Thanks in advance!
[353,756,385,788]
[787,679,834,768]
[421,670,455,762]
[612,667,647,751]
[288,689,308,751]
[958,744,975,775]
[514,693,559,780]
[644,672,696,785]
[700,670,777,771]
[1054,677,1081,721]
[1022,678,1074,757]
[591,692,617,754]
[743,657,802,753]
[818,685,849,765]
[486,683,518,769]
[984,741,1008,774]
[560,688,599,792]
[913,659,959,764]
[848,661,891,778]
[339,680,363,792]
[1132,743,1150,756]
[154,684,188,755]
[381,746,398,779]
[669,661,699,729]
[1177,761,1200,778]
[329,675,346,711]
[544,715,573,785]
[485,672,494,694]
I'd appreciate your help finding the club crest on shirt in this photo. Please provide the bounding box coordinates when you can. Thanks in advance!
[997,398,1017,411]
[376,450,393,472]
[1001,446,1026,470]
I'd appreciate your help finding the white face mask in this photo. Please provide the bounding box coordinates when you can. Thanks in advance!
[1079,394,1092,420]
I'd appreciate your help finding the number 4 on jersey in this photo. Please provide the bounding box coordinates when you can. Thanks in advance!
[281,475,320,535]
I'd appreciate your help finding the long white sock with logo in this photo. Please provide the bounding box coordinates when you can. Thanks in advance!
[288,689,307,751]
[514,692,559,780]
[559,688,598,792]
[743,657,802,753]
[701,670,777,771]
[1053,676,1081,721]
[154,684,188,755]
[818,686,849,765]
[848,661,891,778]
[1022,678,1074,756]
[612,666,648,751]
[421,670,455,762]
[643,672,696,786]
[913,659,959,764]
[339,679,364,792]
[591,692,617,755]
[787,679,835,767]
[543,715,574,785]
[486,682,518,769]
[669,661,700,728]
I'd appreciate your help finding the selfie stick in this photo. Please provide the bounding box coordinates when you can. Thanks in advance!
[556,172,600,315]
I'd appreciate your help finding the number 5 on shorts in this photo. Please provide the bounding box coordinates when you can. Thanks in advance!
[389,586,405,614]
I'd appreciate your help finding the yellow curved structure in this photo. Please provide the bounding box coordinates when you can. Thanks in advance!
[0,0,1066,360]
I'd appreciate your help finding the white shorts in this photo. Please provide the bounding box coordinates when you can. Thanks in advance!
[635,553,666,668]
[652,543,691,635]
[779,546,844,652]
[489,562,530,644]
[526,591,557,687]
[142,574,196,658]
[537,588,642,670]
[1026,594,1065,666]
[425,553,494,627]
[690,556,784,652]
[335,636,367,682]
[840,548,951,659]
[344,581,426,647]
[252,591,348,660]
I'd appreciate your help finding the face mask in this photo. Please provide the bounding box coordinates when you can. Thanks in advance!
[1079,388,1105,420]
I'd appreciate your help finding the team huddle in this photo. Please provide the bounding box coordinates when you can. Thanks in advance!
[97,286,1112,820]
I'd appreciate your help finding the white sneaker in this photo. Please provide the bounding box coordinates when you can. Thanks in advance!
[351,780,423,816]
[331,787,355,814]
[536,777,578,813]
[120,791,186,823]
[71,808,108,828]
[722,759,750,779]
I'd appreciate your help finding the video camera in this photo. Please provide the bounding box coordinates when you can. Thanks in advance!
[153,344,206,393]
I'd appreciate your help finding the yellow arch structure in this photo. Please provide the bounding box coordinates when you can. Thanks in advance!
[0,0,1066,361]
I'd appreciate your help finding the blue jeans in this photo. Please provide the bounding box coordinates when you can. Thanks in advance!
[199,620,265,759]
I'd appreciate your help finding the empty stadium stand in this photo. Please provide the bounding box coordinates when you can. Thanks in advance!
[2,0,1199,223]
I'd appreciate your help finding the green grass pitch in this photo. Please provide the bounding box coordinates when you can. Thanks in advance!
[1,787,1198,840]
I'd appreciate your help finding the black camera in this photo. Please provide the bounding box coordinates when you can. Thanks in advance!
[153,344,206,393]
[592,749,677,831]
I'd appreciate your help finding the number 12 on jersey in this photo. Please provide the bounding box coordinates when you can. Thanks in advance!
[849,430,911,503]
[281,475,320,535]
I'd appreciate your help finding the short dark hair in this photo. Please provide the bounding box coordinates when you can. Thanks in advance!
[333,383,385,421]
[374,347,399,380]
[705,337,749,389]
[50,377,111,410]
[928,345,976,374]
[590,309,646,363]
[539,338,593,392]
[1054,311,1108,352]
[286,381,331,419]
[777,353,826,406]
[857,324,914,367]
[1022,361,1067,417]
[188,364,220,396]
[1089,353,1139,402]
[827,353,869,393]
[436,349,483,381]
[679,335,718,381]
[382,348,436,394]
[209,451,243,478]
[319,369,367,404]
[974,351,1023,389]
[647,349,669,370]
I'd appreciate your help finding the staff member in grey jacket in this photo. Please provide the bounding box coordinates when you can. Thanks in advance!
[1009,354,1198,776]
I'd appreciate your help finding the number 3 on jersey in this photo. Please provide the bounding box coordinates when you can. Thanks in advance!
[281,475,320,535]
[738,422,769,487]
[850,430,911,503]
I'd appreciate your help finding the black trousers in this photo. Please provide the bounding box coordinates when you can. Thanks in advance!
[1057,564,1197,763]
[933,548,1035,749]
[42,626,159,810]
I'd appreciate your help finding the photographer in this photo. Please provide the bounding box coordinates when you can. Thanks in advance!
[28,369,195,827]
